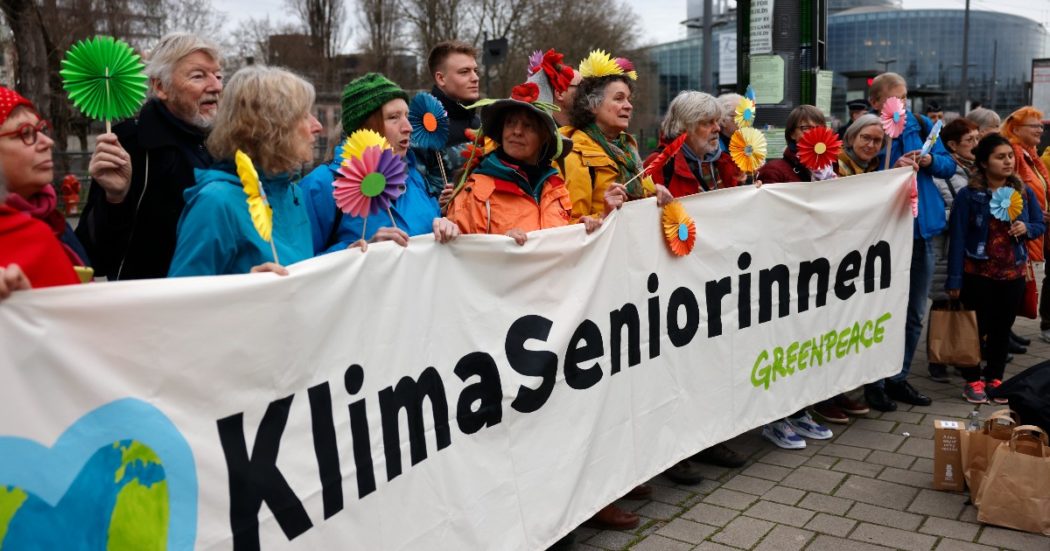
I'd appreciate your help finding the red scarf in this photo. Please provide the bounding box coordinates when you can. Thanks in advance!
[4,185,84,266]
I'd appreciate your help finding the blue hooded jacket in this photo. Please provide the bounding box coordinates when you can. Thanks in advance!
[300,146,439,253]
[875,110,957,239]
[168,162,313,277]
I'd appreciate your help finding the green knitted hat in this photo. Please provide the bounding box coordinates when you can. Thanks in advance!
[340,73,409,133]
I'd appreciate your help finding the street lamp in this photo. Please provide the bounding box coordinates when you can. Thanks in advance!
[876,58,897,73]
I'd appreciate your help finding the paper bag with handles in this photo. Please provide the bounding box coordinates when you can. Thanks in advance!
[927,301,981,367]
[975,425,1050,535]
[960,409,1019,504]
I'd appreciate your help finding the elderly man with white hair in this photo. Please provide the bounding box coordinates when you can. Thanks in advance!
[76,33,223,280]
[645,90,741,195]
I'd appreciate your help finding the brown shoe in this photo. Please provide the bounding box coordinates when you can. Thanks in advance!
[623,484,652,500]
[813,401,849,424]
[835,394,870,415]
[691,443,747,468]
[585,504,640,530]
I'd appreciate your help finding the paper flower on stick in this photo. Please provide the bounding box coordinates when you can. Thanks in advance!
[919,119,944,158]
[60,36,148,122]
[579,50,636,80]
[990,186,1023,222]
[796,126,843,171]
[735,97,756,128]
[745,85,756,103]
[729,127,768,173]
[408,93,449,151]
[662,201,696,256]
[235,150,273,242]
[880,96,906,138]
[333,130,407,218]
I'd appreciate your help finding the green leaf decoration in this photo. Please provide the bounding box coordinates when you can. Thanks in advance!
[60,36,148,122]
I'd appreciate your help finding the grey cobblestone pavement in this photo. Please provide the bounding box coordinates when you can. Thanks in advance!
[570,317,1050,551]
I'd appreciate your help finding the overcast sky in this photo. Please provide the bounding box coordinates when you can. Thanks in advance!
[213,0,1049,48]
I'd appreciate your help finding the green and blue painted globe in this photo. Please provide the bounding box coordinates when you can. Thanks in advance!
[0,439,168,549]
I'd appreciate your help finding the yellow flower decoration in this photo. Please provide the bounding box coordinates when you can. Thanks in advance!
[235,149,272,242]
[729,127,768,174]
[661,201,696,257]
[734,97,756,128]
[579,50,625,79]
[1008,190,1024,220]
[340,129,391,163]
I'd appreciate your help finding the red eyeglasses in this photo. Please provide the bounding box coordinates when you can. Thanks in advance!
[0,119,51,146]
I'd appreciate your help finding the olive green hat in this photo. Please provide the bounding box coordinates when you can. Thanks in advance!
[340,73,409,133]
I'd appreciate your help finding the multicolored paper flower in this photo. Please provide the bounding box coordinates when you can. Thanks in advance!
[662,201,696,256]
[990,186,1023,222]
[729,127,768,173]
[408,93,449,152]
[734,97,756,128]
[61,36,148,122]
[333,130,407,218]
[614,57,638,80]
[579,50,637,80]
[919,119,944,157]
[796,126,843,171]
[880,96,906,138]
[235,150,273,242]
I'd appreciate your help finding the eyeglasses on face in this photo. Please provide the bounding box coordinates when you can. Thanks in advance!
[857,134,883,146]
[0,119,51,146]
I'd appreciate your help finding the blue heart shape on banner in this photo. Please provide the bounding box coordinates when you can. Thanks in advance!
[0,398,197,550]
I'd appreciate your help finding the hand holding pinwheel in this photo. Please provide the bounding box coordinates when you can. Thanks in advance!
[880,96,906,170]
[61,36,148,133]
[333,129,407,246]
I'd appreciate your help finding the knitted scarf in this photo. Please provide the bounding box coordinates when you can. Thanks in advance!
[4,185,83,266]
[583,124,642,195]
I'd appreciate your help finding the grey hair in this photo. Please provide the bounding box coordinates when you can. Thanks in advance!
[716,93,743,127]
[568,75,635,130]
[661,91,721,137]
[844,113,881,145]
[145,33,222,95]
[965,107,1001,131]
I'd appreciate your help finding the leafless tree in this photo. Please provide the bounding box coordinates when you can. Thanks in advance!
[355,0,401,74]
[400,0,464,59]
[287,0,346,61]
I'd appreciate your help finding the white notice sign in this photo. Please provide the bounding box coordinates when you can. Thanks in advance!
[750,0,774,55]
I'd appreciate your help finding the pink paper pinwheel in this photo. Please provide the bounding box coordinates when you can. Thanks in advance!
[880,96,906,138]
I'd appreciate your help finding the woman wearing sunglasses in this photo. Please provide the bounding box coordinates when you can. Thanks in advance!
[0,86,90,278]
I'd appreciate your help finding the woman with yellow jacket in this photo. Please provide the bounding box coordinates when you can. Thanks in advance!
[560,50,671,222]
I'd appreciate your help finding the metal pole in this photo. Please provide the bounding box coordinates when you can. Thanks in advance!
[990,40,998,110]
[702,0,713,91]
[960,0,971,112]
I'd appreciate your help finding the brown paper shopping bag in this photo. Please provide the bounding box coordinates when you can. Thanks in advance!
[960,409,1019,504]
[975,426,1050,535]
[927,301,981,367]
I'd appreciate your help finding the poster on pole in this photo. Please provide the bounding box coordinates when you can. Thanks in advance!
[1033,59,1050,120]
[750,0,774,55]
[719,31,738,86]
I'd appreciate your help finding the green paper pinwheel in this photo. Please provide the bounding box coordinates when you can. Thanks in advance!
[61,36,148,131]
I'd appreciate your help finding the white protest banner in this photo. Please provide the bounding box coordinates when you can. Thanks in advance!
[0,168,915,550]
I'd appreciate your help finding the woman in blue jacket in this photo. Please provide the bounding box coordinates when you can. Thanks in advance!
[947,133,1046,404]
[300,73,458,253]
[169,65,321,277]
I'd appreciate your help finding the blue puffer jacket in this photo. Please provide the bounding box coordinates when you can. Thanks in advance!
[946,184,1046,289]
[300,146,440,253]
[168,162,313,277]
[876,110,957,239]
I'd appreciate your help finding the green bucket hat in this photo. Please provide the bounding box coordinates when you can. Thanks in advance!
[340,73,409,134]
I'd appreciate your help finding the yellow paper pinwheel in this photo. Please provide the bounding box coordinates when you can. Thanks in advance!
[235,150,273,243]
[734,97,756,128]
[729,127,767,173]
[340,129,391,164]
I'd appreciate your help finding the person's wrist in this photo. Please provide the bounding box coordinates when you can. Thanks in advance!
[104,188,129,204]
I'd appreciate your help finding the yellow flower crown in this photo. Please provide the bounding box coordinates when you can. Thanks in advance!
[579,50,638,81]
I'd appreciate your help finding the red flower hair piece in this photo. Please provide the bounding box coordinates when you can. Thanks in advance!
[530,49,574,94]
[511,82,540,103]
[796,126,843,171]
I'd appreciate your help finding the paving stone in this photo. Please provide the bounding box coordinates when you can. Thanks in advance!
[759,450,809,468]
[850,522,938,551]
[958,505,979,523]
[878,466,933,488]
[910,457,934,474]
[798,492,854,515]
[694,463,732,481]
[807,534,893,551]
[805,513,858,537]
[710,516,775,548]
[576,544,604,551]
[742,462,793,482]
[921,401,979,418]
[879,410,924,424]
[681,502,740,527]
[635,501,684,520]
[867,450,916,469]
[895,423,936,439]
[835,475,919,509]
[694,543,743,551]
[780,466,847,494]
[651,484,694,505]
[703,488,758,510]
[805,454,839,469]
[753,524,813,551]
[834,428,906,452]
[977,525,1050,551]
[816,443,871,461]
[654,518,717,544]
[722,474,777,496]
[919,516,980,541]
[762,486,805,506]
[743,499,816,527]
[583,529,635,550]
[696,479,722,494]
[897,437,935,458]
[833,458,885,478]
[846,502,923,531]
[850,418,896,432]
[932,540,997,551]
[631,534,694,551]
[907,488,968,519]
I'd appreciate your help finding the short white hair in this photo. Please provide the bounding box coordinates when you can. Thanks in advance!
[966,107,1001,130]
[717,93,743,127]
[145,33,222,95]
[661,91,721,137]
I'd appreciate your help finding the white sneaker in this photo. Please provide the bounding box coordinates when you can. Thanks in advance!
[786,411,834,440]
[762,420,807,449]
[1040,329,1050,344]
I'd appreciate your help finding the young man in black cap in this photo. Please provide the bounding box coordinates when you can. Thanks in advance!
[837,99,870,140]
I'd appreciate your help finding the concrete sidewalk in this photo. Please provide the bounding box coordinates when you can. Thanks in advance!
[573,317,1050,551]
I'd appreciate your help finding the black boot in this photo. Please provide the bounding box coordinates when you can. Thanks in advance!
[1008,340,1027,354]
[885,380,932,406]
[928,363,950,383]
[864,384,897,412]
[1010,331,1031,346]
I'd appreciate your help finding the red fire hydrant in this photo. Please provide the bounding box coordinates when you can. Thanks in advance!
[60,174,81,216]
